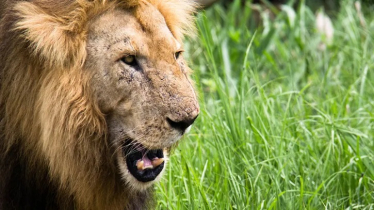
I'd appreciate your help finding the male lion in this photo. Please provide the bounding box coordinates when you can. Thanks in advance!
[0,0,199,209]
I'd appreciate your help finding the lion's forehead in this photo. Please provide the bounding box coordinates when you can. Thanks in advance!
[88,7,179,58]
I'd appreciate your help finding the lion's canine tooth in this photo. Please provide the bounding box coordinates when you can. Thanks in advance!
[136,160,144,170]
[152,158,164,167]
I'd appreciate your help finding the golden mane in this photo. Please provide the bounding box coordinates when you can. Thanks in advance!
[0,0,196,209]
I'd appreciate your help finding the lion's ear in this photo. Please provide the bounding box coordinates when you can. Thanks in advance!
[13,2,86,68]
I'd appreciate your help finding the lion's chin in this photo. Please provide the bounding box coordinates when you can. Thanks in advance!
[117,140,168,191]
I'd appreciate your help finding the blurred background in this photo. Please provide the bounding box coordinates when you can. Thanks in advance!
[156,0,374,209]
[194,0,372,12]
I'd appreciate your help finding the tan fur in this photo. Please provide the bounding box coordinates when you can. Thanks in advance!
[0,0,199,209]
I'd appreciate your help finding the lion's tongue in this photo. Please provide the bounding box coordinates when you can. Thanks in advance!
[141,156,153,169]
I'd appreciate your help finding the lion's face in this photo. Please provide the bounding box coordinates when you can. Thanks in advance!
[85,6,199,190]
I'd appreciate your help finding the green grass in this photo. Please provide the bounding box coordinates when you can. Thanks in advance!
[156,0,374,209]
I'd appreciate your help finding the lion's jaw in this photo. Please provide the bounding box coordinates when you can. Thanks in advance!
[86,5,199,190]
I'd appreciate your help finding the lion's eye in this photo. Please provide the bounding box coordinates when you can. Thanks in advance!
[175,51,183,60]
[121,55,137,66]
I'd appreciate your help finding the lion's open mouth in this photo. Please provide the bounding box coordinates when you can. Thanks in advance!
[122,141,165,182]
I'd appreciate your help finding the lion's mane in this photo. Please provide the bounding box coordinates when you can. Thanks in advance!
[0,0,195,209]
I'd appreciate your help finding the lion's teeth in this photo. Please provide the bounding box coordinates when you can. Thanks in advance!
[136,160,144,170]
[143,165,154,170]
[152,158,164,167]
[136,158,163,170]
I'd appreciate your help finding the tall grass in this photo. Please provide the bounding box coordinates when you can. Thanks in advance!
[156,0,374,209]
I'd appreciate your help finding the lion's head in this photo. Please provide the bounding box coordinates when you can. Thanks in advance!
[87,2,200,189]
[0,0,198,209]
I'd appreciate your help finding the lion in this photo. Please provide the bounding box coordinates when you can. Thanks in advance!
[0,0,199,209]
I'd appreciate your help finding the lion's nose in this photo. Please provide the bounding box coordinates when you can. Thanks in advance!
[167,115,198,133]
